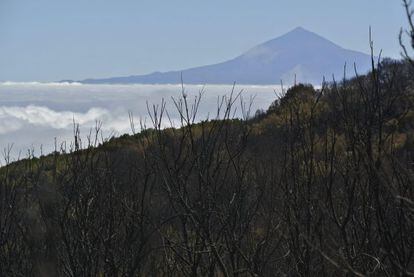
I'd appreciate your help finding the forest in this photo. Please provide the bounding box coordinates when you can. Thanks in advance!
[1,1,414,276]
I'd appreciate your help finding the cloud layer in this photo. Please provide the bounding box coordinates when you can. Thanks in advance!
[0,105,110,134]
[0,83,279,161]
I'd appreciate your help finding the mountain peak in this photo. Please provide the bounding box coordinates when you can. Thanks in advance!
[290,26,309,33]
[278,27,331,42]
[79,28,373,85]
[253,26,343,54]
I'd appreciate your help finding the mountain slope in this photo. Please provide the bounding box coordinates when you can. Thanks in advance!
[80,27,373,85]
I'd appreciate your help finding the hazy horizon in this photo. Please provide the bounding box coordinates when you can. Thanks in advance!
[0,0,405,82]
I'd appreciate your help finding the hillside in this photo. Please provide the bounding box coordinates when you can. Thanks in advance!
[2,60,414,276]
[79,27,373,85]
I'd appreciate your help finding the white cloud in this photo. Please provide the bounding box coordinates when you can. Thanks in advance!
[0,105,110,133]
[0,83,281,160]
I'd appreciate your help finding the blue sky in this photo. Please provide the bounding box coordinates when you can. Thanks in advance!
[0,0,407,81]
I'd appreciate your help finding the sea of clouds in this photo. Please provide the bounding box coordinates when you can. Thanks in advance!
[0,82,281,163]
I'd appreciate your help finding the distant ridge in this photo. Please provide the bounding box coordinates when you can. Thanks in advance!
[77,27,373,85]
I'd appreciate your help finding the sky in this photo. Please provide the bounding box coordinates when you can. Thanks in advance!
[0,0,408,82]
